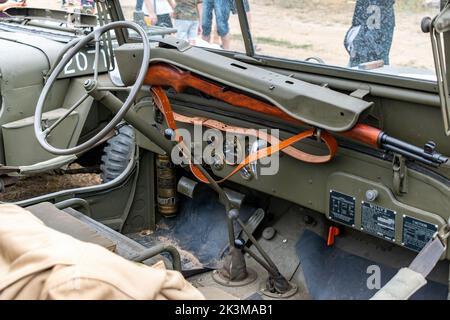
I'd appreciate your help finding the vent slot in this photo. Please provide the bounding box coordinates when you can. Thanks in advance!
[230,63,247,70]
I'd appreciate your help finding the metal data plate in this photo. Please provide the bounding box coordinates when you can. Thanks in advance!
[59,46,109,79]
[361,202,396,242]
[402,215,438,252]
[329,190,355,226]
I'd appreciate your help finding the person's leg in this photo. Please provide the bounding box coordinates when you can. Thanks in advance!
[187,21,199,45]
[346,0,365,66]
[221,32,230,50]
[243,0,250,12]
[135,0,144,11]
[211,17,220,45]
[214,0,231,49]
[244,0,252,29]
[381,4,395,65]
[202,0,213,42]
[175,19,190,42]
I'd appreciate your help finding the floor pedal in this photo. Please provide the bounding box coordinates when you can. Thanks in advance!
[240,208,265,244]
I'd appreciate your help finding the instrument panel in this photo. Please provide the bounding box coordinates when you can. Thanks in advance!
[327,173,445,253]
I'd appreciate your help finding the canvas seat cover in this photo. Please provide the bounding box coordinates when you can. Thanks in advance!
[0,204,204,300]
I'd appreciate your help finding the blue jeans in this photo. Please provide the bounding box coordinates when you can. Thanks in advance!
[136,0,144,11]
[202,0,231,37]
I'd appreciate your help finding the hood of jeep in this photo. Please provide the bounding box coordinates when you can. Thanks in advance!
[0,31,68,153]
[0,31,65,89]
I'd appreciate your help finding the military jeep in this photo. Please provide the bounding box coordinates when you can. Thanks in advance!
[1,0,450,300]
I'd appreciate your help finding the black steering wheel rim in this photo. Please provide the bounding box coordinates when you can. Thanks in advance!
[34,21,150,156]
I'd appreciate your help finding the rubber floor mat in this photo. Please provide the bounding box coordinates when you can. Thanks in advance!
[296,230,448,300]
[130,186,256,269]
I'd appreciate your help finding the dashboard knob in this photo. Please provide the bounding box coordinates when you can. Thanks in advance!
[365,189,379,202]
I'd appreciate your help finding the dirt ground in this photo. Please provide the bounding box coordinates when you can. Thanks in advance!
[0,164,101,202]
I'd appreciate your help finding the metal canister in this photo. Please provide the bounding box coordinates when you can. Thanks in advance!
[156,154,178,217]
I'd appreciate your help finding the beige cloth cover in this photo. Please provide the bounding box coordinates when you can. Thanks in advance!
[0,204,204,300]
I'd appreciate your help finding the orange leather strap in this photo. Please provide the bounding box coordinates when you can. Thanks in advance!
[169,113,338,164]
[150,86,338,184]
[151,86,179,138]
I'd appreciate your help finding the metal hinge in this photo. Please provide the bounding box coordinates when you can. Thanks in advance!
[393,153,408,196]
[350,88,370,100]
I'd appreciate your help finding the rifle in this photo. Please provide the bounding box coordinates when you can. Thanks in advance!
[144,63,448,167]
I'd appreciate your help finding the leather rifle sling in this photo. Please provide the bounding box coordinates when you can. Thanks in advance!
[150,86,338,184]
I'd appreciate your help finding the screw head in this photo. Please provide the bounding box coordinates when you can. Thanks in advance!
[164,128,175,140]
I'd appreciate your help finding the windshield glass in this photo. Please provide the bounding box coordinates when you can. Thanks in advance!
[121,0,247,50]
[0,0,99,30]
[225,0,441,81]
[121,0,440,81]
[121,0,439,81]
[4,1,440,81]
[0,0,95,13]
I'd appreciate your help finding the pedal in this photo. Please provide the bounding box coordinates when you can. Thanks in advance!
[240,208,265,245]
[219,208,265,259]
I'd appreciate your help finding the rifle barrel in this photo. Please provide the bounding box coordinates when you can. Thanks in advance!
[379,133,448,166]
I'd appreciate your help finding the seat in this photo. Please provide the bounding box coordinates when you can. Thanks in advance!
[25,202,162,262]
[26,202,117,252]
[0,204,204,300]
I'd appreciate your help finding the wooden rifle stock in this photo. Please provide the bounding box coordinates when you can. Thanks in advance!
[144,63,448,166]
[145,63,302,126]
[144,63,380,147]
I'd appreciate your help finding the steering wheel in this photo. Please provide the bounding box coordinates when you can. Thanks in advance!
[34,21,150,155]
